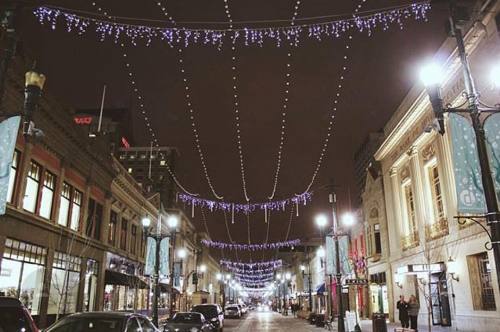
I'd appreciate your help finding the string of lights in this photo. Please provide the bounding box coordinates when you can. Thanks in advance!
[90,1,197,196]
[155,1,224,199]
[220,259,282,268]
[201,238,300,251]
[223,0,251,202]
[34,3,431,47]
[268,0,302,200]
[298,0,367,195]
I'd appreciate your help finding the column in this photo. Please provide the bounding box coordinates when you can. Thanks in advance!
[388,167,403,254]
[101,192,112,246]
[39,248,54,329]
[80,179,92,235]
[436,133,457,232]
[408,146,427,244]
[95,252,107,311]
[76,259,88,312]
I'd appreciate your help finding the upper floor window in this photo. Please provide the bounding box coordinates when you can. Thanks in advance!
[131,225,137,255]
[23,161,41,213]
[7,150,20,204]
[374,223,382,254]
[108,211,118,246]
[58,183,71,227]
[39,171,56,219]
[70,190,82,231]
[120,218,128,251]
[58,183,82,231]
[425,160,445,222]
[86,199,103,241]
[401,179,417,235]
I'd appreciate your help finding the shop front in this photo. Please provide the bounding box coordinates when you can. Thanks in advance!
[369,272,389,316]
[103,252,148,311]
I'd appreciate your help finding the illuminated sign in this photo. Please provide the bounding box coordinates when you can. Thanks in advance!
[121,137,130,149]
[74,117,93,125]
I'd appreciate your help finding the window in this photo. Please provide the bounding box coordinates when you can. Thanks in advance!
[126,317,141,332]
[131,225,137,255]
[468,252,496,311]
[48,252,81,315]
[23,161,41,213]
[7,150,19,203]
[374,224,382,254]
[83,259,99,312]
[402,180,417,235]
[39,171,56,219]
[426,162,445,222]
[0,239,46,315]
[70,189,82,231]
[120,219,128,251]
[58,183,71,226]
[86,199,103,240]
[108,211,118,246]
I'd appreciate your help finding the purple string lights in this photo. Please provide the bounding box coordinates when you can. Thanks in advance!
[178,191,312,215]
[226,265,277,274]
[220,259,282,269]
[33,3,431,47]
[201,239,300,251]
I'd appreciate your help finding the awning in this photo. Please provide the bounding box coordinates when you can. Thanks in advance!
[316,283,325,295]
[105,270,148,289]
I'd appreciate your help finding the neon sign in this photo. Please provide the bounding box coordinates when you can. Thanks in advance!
[74,117,93,125]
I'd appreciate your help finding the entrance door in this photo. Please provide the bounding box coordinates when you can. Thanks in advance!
[430,272,451,326]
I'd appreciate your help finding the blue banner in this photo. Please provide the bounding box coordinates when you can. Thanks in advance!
[145,237,157,276]
[0,116,21,215]
[325,236,351,275]
[484,113,500,203]
[449,113,487,213]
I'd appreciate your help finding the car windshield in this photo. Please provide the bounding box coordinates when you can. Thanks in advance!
[226,306,238,310]
[0,307,33,332]
[171,313,201,324]
[46,317,123,332]
[192,306,217,318]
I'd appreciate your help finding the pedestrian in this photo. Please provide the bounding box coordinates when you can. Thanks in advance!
[397,295,409,328]
[408,295,420,331]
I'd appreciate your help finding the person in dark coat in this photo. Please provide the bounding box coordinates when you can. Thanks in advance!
[397,295,409,328]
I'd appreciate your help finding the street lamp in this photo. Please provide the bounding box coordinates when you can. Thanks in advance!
[142,212,180,327]
[177,248,187,259]
[23,70,46,137]
[315,214,328,229]
[419,2,500,293]
[341,213,356,227]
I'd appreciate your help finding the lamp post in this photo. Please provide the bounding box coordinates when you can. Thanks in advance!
[419,1,500,292]
[141,213,179,327]
[216,273,226,309]
[23,70,46,137]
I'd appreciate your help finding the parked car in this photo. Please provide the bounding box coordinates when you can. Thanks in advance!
[163,312,214,332]
[191,304,224,332]
[239,304,247,315]
[44,312,158,332]
[224,305,241,319]
[0,297,39,332]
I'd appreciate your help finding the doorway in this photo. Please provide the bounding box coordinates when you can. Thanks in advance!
[429,272,451,326]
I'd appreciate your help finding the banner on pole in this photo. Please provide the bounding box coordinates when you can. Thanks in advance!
[484,113,500,204]
[449,113,487,213]
[325,236,351,275]
[145,237,157,276]
[0,116,21,216]
[159,237,170,276]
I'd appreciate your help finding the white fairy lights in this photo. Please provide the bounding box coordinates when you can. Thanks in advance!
[155,1,224,200]
[268,0,302,200]
[223,0,251,202]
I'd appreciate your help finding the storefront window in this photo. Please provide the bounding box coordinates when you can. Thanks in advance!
[0,239,46,315]
[83,259,99,312]
[47,252,81,315]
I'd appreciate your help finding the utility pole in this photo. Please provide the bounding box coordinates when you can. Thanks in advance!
[448,0,500,291]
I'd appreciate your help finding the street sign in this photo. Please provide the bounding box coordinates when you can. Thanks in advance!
[345,279,368,285]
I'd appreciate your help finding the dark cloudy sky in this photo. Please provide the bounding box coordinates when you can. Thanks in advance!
[16,0,450,250]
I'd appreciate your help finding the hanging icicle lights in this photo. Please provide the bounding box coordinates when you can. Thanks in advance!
[178,191,311,214]
[220,259,283,269]
[201,238,300,251]
[155,1,224,200]
[225,265,278,274]
[268,0,302,200]
[33,2,431,47]
[90,1,197,196]
[298,0,367,194]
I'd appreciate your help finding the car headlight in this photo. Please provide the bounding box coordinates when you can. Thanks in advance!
[190,328,200,332]
[211,318,218,322]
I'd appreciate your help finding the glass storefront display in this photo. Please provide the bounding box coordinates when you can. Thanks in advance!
[0,238,46,316]
[47,252,81,315]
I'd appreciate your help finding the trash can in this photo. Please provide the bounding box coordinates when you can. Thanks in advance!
[372,313,387,332]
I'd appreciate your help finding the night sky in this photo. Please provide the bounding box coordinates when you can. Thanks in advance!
[15,0,450,254]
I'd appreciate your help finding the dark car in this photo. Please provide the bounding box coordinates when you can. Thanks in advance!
[45,312,159,332]
[224,305,241,319]
[0,297,39,332]
[191,304,224,331]
[163,312,214,332]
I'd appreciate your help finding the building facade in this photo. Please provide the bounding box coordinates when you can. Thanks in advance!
[371,2,500,330]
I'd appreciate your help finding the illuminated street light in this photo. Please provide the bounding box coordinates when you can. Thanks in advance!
[419,62,444,87]
[341,212,356,227]
[177,248,187,259]
[315,214,328,228]
[167,215,179,229]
